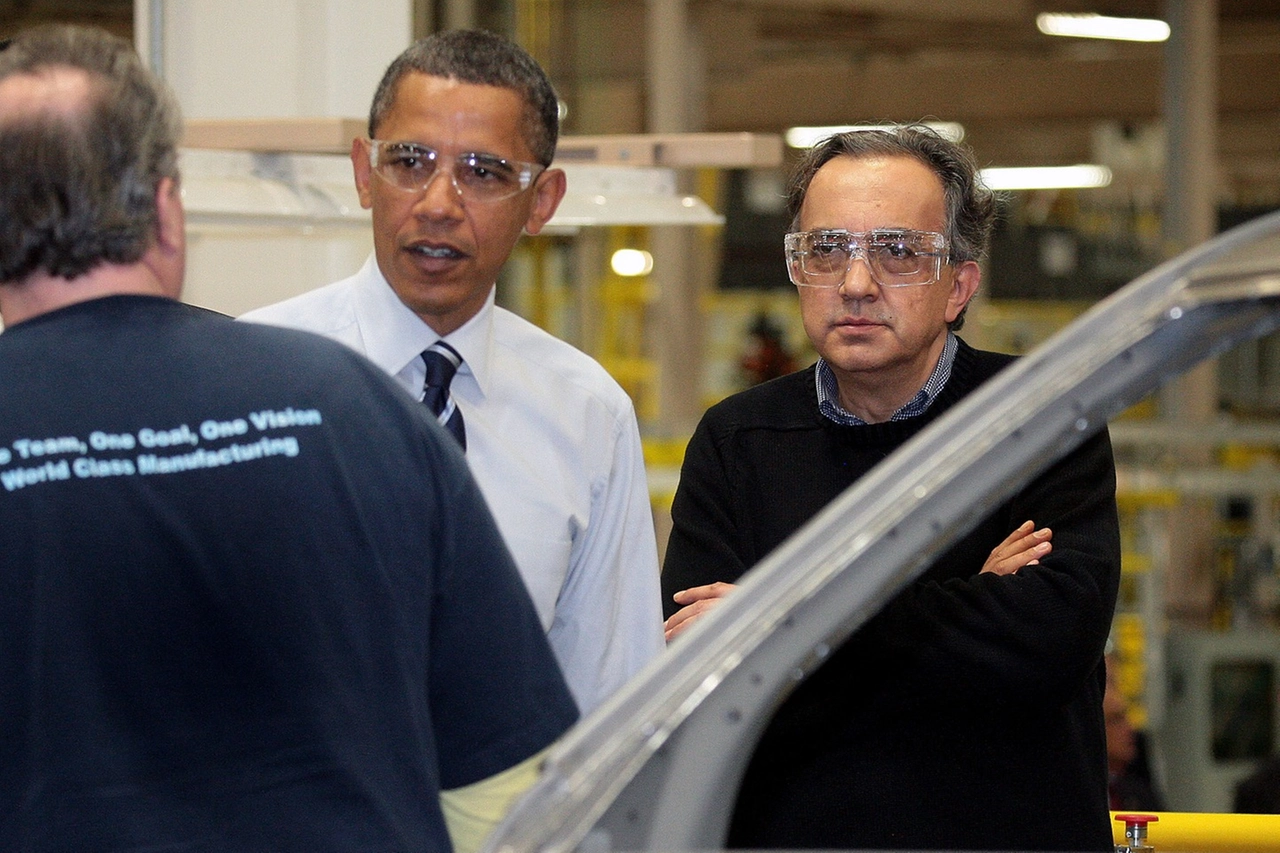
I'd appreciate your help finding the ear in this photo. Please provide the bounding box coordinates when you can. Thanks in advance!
[351,137,374,210]
[944,259,981,325]
[522,167,566,236]
[154,176,184,254]
[152,176,186,298]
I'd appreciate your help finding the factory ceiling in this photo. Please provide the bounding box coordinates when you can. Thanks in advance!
[555,0,1280,199]
[3,1,1278,200]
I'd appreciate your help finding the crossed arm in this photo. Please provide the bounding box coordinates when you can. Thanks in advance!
[663,520,1053,642]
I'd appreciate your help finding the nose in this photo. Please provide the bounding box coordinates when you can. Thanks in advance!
[411,165,465,219]
[837,249,879,300]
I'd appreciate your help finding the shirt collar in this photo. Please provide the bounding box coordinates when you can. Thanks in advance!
[816,331,958,426]
[439,290,495,399]
[352,254,496,399]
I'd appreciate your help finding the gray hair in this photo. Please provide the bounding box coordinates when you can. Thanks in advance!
[368,29,559,167]
[0,24,183,283]
[785,124,998,330]
[786,125,999,264]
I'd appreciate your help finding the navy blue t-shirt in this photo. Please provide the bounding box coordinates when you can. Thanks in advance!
[0,295,577,851]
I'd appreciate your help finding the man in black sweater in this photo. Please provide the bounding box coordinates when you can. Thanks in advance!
[661,126,1121,851]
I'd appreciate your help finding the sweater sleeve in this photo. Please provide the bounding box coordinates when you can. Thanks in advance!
[862,427,1121,708]
[661,414,752,619]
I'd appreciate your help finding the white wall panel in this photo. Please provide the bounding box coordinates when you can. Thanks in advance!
[140,0,411,313]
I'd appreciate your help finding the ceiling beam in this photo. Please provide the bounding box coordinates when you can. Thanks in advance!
[704,43,1280,131]
[723,0,1031,22]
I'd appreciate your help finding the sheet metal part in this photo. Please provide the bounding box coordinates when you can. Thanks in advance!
[488,211,1280,853]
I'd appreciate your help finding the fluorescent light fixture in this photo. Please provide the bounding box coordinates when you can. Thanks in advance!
[549,165,723,230]
[611,249,654,277]
[785,122,965,149]
[1036,12,1170,42]
[980,164,1113,191]
[178,152,724,234]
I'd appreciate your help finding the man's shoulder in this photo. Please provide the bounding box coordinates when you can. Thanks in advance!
[699,367,818,433]
[952,339,1018,389]
[5,295,409,411]
[238,276,359,338]
[491,306,634,409]
[205,305,392,385]
[200,316,442,461]
[960,339,1017,369]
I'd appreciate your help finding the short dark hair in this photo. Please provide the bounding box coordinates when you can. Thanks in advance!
[367,29,559,166]
[784,124,998,330]
[0,25,182,283]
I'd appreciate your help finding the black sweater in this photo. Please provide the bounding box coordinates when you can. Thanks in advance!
[663,339,1121,851]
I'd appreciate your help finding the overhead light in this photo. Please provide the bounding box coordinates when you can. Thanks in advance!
[611,249,654,277]
[178,151,724,234]
[548,164,723,230]
[1036,13,1170,42]
[980,164,1113,191]
[785,122,965,149]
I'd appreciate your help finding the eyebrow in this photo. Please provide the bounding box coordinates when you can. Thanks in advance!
[804,227,935,236]
[387,140,512,157]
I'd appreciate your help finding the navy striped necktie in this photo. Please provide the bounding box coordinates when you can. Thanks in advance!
[421,341,466,451]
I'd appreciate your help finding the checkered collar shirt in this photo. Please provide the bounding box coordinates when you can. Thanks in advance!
[816,331,958,426]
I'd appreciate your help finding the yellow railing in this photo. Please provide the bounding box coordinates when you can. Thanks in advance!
[1112,812,1280,852]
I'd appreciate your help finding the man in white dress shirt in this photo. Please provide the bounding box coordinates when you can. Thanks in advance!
[243,29,664,715]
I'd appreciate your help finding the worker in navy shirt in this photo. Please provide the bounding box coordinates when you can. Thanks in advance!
[0,24,576,852]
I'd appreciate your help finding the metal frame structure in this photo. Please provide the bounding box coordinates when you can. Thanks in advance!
[485,209,1280,853]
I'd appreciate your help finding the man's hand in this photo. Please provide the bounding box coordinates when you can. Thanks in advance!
[664,581,736,642]
[981,520,1052,576]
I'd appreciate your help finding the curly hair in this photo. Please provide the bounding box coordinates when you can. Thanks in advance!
[367,29,559,167]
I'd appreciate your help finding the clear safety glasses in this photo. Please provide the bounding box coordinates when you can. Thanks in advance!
[785,229,950,288]
[368,139,546,204]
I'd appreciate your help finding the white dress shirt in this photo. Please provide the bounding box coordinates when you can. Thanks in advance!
[241,256,665,714]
